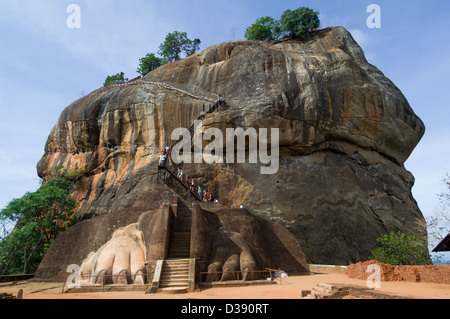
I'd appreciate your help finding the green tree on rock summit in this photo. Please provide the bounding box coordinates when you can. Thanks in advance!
[158,31,201,63]
[279,7,320,38]
[103,72,128,87]
[245,6,320,41]
[245,16,281,41]
[137,53,164,76]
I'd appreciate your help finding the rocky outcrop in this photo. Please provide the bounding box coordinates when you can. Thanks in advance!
[36,26,427,265]
[35,186,308,282]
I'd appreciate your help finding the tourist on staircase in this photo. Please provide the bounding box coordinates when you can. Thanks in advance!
[179,169,183,181]
[216,93,227,112]
[159,153,166,167]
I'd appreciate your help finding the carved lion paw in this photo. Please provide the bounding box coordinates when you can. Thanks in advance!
[80,223,147,285]
[206,228,258,282]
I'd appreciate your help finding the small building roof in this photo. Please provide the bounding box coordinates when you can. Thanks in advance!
[432,233,450,252]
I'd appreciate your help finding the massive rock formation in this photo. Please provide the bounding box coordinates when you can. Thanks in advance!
[36,26,426,267]
[35,186,308,282]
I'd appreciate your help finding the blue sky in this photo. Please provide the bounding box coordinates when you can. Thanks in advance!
[0,1,449,250]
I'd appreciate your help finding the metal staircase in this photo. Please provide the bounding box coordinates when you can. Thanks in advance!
[156,93,226,202]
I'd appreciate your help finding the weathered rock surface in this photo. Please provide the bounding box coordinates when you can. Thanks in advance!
[36,26,427,265]
[35,186,308,282]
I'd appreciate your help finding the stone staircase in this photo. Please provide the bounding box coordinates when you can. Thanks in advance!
[167,232,191,259]
[158,258,191,293]
[154,201,194,294]
[157,90,226,202]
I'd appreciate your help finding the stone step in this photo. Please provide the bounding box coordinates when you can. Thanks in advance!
[161,273,189,279]
[165,258,190,262]
[158,287,188,294]
[169,241,190,245]
[169,249,190,253]
[160,278,189,285]
[158,257,191,294]
[159,282,189,288]
[169,245,190,249]
[162,266,188,271]
[168,249,190,255]
[168,255,190,259]
[163,264,189,270]
[168,254,190,259]
[164,259,190,265]
[162,274,189,280]
[162,271,189,277]
[169,250,190,254]
[171,237,190,242]
[163,265,189,271]
[171,236,190,240]
[161,275,188,281]
[169,248,190,252]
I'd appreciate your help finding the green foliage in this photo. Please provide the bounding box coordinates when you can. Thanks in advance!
[158,31,201,63]
[279,7,320,38]
[244,16,281,41]
[137,53,165,75]
[369,231,432,265]
[102,31,200,86]
[244,7,320,42]
[0,177,78,275]
[54,165,86,182]
[103,72,128,87]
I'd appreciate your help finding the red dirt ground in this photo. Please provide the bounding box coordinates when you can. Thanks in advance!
[2,272,449,299]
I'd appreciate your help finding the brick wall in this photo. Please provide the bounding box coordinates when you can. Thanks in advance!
[347,260,450,284]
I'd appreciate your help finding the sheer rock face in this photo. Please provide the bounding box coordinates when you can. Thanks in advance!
[37,27,426,264]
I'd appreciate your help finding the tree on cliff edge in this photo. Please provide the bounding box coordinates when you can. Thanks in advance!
[279,7,320,38]
[245,16,281,41]
[245,6,320,41]
[158,31,201,63]
[103,72,128,87]
[137,53,164,76]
